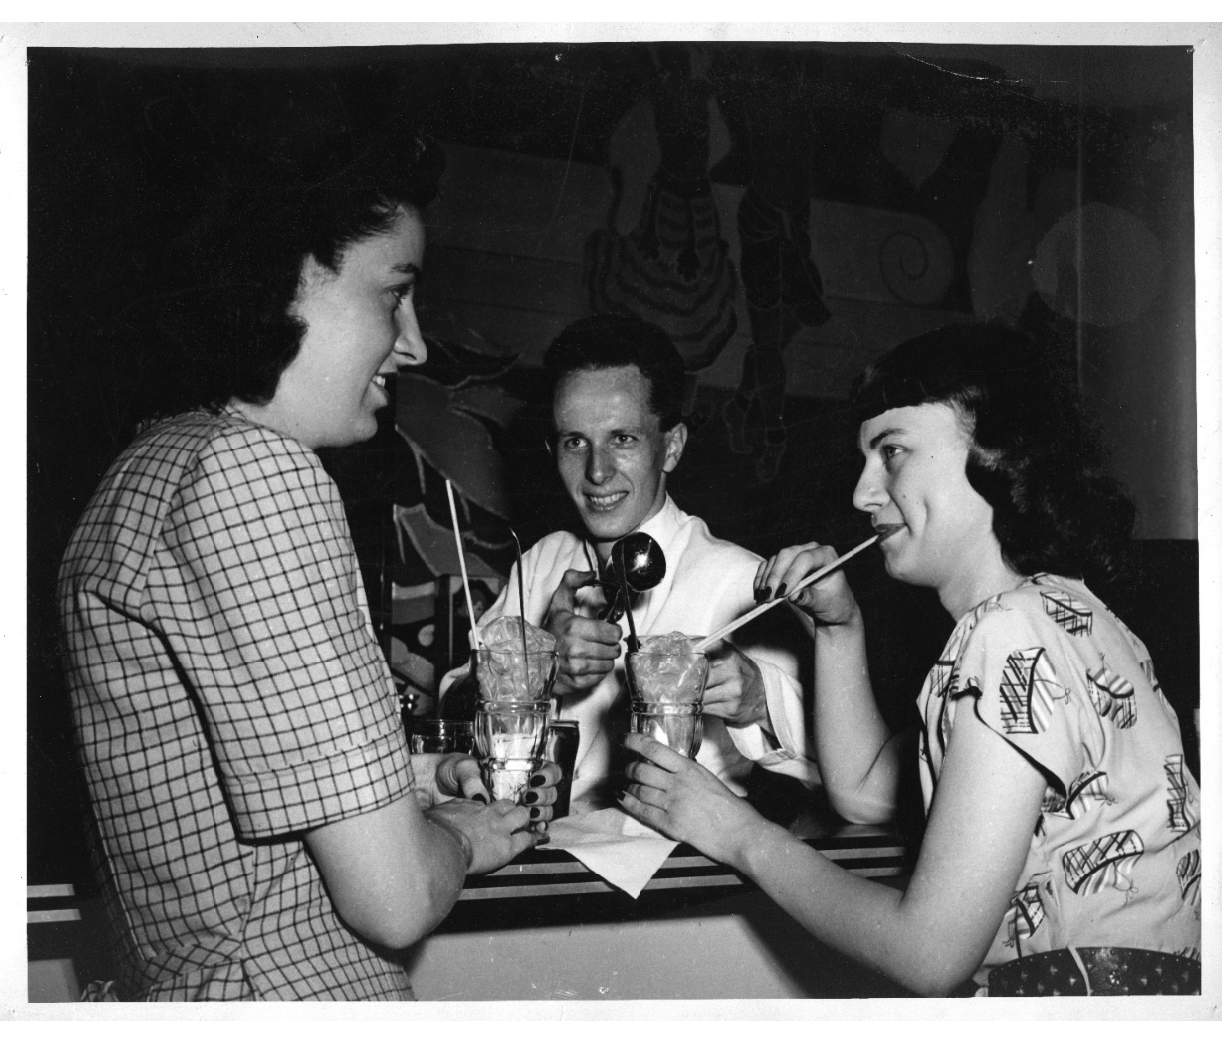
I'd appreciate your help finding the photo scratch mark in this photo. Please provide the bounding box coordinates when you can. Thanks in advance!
[536,87,587,256]
[887,45,1076,101]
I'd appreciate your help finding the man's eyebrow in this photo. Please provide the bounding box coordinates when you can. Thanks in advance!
[867,427,906,449]
[553,426,643,440]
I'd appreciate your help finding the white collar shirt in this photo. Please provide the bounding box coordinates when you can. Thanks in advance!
[445,496,817,806]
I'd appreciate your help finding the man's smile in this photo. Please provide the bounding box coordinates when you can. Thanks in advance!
[585,491,628,512]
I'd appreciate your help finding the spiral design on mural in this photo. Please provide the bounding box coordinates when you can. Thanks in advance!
[879,228,952,306]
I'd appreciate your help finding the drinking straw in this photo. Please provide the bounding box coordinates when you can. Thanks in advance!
[694,535,879,653]
[508,527,530,693]
[445,479,483,651]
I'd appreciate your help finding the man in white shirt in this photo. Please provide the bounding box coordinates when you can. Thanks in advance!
[442,313,817,809]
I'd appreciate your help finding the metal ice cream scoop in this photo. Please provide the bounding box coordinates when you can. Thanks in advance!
[600,532,666,653]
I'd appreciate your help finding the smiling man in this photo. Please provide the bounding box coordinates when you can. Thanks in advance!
[442,313,817,809]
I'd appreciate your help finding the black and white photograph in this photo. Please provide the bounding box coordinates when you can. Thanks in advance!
[6,17,1218,1020]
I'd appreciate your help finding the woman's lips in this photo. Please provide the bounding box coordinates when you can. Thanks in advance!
[368,376,390,408]
[874,523,904,542]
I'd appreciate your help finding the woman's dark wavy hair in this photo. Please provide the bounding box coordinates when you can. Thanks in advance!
[849,324,1136,584]
[146,124,444,417]
[542,312,687,432]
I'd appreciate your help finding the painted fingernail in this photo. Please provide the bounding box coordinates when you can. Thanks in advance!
[523,790,539,805]
[529,774,547,787]
[776,583,787,598]
[753,587,764,603]
[472,793,488,805]
[536,833,551,845]
[529,806,542,820]
[761,586,772,601]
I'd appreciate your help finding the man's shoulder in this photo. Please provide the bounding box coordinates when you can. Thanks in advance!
[524,528,588,564]
[671,507,762,571]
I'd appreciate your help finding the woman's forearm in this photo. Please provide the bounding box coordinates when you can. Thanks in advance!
[728,820,974,996]
[306,796,467,950]
[812,612,899,822]
[724,706,1049,996]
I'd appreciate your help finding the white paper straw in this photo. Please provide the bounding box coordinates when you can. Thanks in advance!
[445,479,483,651]
[694,535,879,653]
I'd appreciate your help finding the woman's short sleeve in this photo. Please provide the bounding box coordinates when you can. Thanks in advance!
[947,599,1088,794]
[160,426,412,839]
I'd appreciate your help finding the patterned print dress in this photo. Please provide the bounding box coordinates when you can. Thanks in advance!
[915,574,1201,992]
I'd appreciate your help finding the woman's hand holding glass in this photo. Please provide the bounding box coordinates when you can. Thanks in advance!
[618,732,771,870]
[754,541,862,634]
[423,758,563,873]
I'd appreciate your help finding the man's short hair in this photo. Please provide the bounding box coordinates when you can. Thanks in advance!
[542,313,686,431]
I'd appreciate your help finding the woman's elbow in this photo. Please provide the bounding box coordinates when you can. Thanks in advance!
[901,964,977,998]
[826,787,895,826]
[348,908,433,951]
[885,939,983,996]
[334,876,462,950]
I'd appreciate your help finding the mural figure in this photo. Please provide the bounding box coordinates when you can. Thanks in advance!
[584,46,738,399]
[712,50,832,482]
[386,326,523,713]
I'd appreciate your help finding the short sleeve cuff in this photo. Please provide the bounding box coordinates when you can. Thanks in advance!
[724,720,775,761]
[958,681,1083,794]
[950,607,1086,792]
[226,725,413,840]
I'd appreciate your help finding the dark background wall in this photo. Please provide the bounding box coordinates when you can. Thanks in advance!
[26,42,1199,888]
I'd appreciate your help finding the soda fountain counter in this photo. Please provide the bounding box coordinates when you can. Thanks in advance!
[399,796,914,1001]
[27,791,912,1001]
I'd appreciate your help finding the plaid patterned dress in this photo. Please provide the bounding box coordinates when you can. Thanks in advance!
[58,407,416,1000]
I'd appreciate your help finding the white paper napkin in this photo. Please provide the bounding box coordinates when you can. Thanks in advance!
[543,807,679,898]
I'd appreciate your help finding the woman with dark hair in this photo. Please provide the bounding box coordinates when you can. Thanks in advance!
[619,324,1200,996]
[58,131,558,1001]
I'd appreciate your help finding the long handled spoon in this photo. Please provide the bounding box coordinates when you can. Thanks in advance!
[610,539,641,653]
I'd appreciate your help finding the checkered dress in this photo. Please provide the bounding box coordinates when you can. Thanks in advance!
[58,407,416,1000]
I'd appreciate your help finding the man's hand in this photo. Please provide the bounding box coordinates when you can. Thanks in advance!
[544,568,623,696]
[700,640,768,728]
